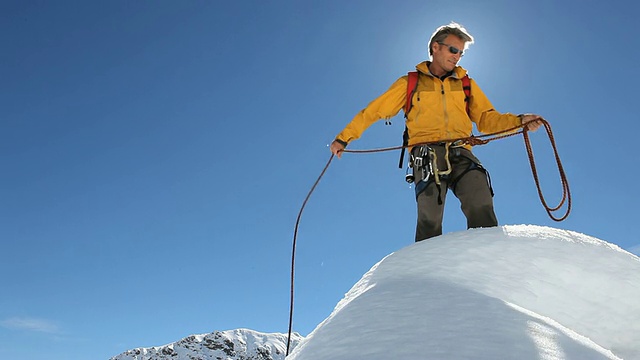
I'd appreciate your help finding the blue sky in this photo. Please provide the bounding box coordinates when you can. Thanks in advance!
[1,1,637,359]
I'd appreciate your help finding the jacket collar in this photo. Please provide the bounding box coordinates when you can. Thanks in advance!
[416,61,468,79]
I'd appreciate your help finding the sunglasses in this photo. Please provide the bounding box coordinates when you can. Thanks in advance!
[438,42,464,56]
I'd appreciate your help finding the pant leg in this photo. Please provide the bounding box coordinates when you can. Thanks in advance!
[450,153,498,230]
[415,180,448,242]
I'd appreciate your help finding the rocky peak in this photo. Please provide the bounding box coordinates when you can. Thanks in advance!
[110,328,303,360]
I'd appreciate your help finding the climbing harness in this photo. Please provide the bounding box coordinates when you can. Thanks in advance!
[285,119,571,355]
[408,142,491,205]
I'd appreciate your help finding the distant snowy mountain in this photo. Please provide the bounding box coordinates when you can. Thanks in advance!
[288,225,640,360]
[110,328,303,360]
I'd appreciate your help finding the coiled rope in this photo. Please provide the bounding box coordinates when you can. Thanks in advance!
[285,118,570,355]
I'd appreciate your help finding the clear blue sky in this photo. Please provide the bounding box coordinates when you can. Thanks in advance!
[1,1,637,359]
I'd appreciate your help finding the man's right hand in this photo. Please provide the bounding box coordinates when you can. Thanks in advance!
[330,140,346,158]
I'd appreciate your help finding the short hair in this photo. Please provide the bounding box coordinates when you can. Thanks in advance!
[428,22,474,56]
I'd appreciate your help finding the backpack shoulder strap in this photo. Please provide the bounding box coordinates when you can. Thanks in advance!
[461,74,471,115]
[404,71,420,116]
[399,71,419,168]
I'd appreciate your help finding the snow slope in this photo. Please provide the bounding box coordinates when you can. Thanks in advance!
[287,225,640,360]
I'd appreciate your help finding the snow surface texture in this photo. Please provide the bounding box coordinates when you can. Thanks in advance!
[110,328,303,360]
[288,225,640,360]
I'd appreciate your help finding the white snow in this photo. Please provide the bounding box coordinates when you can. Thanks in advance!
[287,225,640,360]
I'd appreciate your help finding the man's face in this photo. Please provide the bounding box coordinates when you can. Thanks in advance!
[432,35,465,73]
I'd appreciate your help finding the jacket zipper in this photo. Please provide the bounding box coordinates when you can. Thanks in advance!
[441,82,451,139]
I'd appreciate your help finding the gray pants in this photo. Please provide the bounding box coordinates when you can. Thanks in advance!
[413,145,498,241]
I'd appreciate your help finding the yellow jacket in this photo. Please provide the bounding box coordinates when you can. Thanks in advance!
[335,61,522,150]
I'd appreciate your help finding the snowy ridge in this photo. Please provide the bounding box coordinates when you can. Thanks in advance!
[288,225,640,360]
[628,244,640,256]
[110,328,303,360]
[111,225,640,360]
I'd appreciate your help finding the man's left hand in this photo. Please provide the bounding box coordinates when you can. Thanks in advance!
[520,114,545,132]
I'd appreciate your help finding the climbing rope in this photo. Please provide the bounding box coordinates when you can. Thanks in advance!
[285,118,570,355]
[286,153,334,355]
[522,120,572,221]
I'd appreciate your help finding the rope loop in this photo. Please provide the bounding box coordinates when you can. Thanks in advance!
[522,120,572,221]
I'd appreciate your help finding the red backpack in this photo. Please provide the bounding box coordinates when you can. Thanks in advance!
[397,71,471,168]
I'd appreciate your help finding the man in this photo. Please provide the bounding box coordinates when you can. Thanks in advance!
[330,22,544,241]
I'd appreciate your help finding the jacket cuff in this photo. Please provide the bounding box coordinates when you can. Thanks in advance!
[335,138,348,147]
